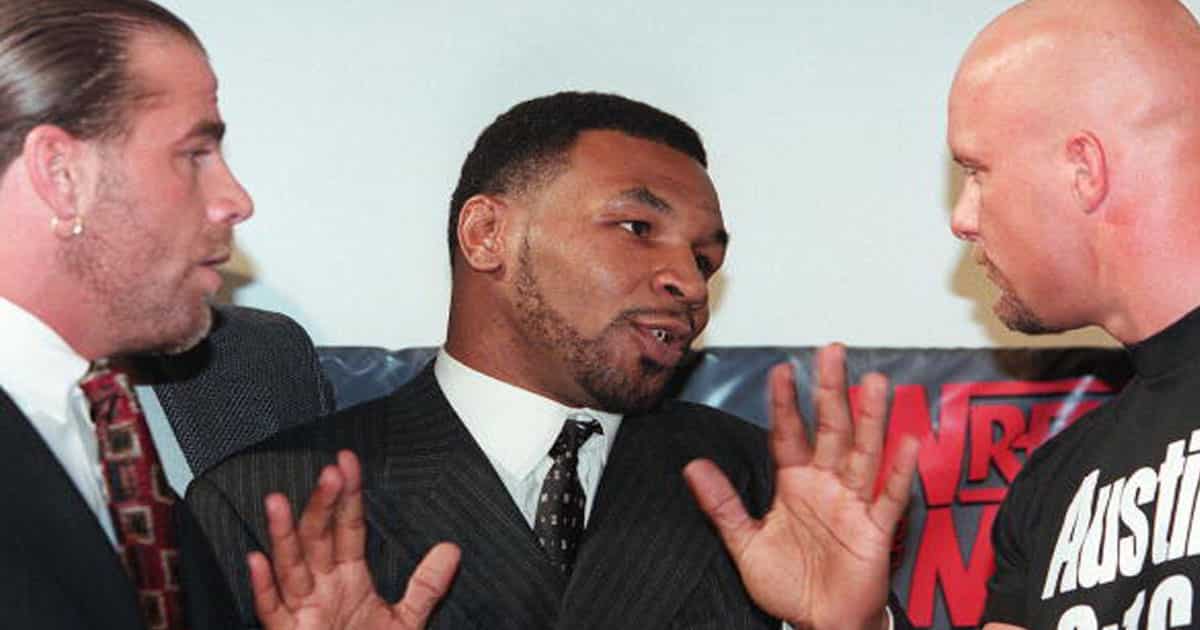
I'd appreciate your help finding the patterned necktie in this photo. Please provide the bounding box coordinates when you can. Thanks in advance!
[534,417,602,574]
[80,365,186,630]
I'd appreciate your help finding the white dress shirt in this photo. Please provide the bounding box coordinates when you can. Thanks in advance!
[0,296,117,544]
[434,348,621,528]
[136,382,193,494]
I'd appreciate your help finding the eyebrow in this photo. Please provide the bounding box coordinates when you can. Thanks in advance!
[614,185,729,247]
[182,119,227,144]
[617,186,672,212]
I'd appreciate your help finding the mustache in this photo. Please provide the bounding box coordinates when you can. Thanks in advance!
[202,226,234,260]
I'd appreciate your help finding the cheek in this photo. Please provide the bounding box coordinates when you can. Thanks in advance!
[979,183,1038,248]
[583,256,634,294]
[690,311,711,341]
[548,256,630,323]
[148,213,200,255]
[540,227,639,294]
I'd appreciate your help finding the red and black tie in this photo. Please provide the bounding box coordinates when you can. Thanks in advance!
[80,366,185,630]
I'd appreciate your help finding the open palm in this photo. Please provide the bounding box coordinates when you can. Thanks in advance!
[250,450,461,630]
[685,344,919,630]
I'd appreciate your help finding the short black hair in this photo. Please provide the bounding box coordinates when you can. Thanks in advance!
[447,91,707,265]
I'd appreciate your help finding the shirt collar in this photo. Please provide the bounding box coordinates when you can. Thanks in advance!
[1127,303,1200,378]
[434,347,622,481]
[0,296,91,421]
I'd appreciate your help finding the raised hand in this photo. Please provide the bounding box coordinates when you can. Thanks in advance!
[683,343,919,630]
[249,450,461,630]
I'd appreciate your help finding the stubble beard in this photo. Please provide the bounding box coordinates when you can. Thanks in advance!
[60,164,212,358]
[512,237,670,414]
[995,292,1056,334]
[988,263,1062,336]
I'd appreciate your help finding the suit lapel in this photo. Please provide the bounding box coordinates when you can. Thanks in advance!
[363,369,565,629]
[0,390,143,628]
[560,411,749,629]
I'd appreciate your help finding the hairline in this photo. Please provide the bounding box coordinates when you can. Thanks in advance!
[100,25,207,145]
[481,127,708,208]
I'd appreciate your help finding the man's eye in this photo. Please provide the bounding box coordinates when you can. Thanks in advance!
[695,255,715,276]
[185,147,215,163]
[619,220,651,237]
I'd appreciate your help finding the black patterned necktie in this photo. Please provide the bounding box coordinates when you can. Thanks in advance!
[534,417,602,574]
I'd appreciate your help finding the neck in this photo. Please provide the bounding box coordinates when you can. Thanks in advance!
[1099,280,1200,345]
[1094,227,1200,344]
[1,289,113,360]
[445,297,595,409]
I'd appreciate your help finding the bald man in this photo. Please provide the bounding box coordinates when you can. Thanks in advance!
[946,1,1200,627]
[685,1,1200,629]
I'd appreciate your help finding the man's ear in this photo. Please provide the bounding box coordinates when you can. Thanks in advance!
[1066,130,1108,213]
[456,194,509,272]
[23,124,85,233]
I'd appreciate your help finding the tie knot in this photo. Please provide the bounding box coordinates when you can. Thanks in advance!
[79,366,139,420]
[548,418,602,458]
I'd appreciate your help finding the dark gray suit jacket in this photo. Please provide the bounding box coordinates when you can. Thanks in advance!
[146,304,336,475]
[189,365,781,629]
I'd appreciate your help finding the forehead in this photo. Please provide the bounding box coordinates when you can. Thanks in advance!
[947,70,989,156]
[949,67,1017,160]
[948,26,1059,154]
[121,30,218,127]
[556,130,721,217]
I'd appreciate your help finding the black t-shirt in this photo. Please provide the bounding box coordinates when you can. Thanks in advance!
[983,306,1200,629]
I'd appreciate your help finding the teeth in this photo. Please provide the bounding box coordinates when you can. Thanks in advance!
[652,328,670,343]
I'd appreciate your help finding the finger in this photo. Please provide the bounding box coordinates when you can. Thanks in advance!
[811,343,855,471]
[841,372,890,499]
[296,465,345,575]
[767,362,813,468]
[263,493,315,602]
[683,459,761,558]
[868,435,920,531]
[393,542,462,627]
[248,551,292,629]
[333,450,368,565]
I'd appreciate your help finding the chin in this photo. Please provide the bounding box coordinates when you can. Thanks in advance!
[579,356,673,414]
[149,303,214,356]
[995,296,1066,336]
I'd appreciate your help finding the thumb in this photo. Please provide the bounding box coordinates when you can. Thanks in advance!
[684,459,761,558]
[392,542,461,628]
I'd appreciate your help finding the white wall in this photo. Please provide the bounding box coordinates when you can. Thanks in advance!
[160,1,1166,350]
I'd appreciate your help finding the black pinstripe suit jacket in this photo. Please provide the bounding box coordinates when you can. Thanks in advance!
[189,365,781,629]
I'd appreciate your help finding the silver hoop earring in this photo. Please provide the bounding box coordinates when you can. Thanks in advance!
[50,214,84,239]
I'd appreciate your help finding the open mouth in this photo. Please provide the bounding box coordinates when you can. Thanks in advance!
[629,317,693,368]
[650,328,674,344]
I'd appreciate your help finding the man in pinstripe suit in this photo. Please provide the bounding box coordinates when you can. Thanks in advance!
[189,92,915,629]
